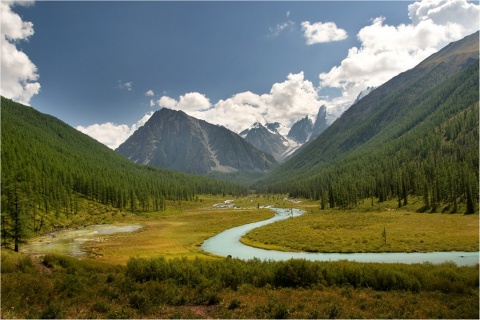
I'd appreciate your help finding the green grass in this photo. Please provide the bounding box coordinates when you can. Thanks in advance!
[241,197,479,253]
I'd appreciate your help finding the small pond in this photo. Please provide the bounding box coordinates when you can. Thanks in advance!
[22,224,143,258]
[202,208,479,266]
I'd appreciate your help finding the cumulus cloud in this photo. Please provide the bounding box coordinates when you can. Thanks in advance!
[76,111,154,149]
[156,72,326,135]
[319,0,479,102]
[158,96,178,109]
[158,92,210,112]
[301,21,348,44]
[0,1,41,105]
[145,90,154,96]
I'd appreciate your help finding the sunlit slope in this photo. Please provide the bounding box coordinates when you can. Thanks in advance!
[255,32,479,213]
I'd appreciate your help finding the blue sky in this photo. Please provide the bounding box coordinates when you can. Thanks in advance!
[2,1,479,148]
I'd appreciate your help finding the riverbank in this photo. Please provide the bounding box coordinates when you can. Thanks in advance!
[242,197,479,254]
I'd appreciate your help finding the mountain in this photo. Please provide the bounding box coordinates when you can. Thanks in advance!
[255,31,479,213]
[0,97,247,246]
[287,116,313,144]
[353,86,376,105]
[240,122,291,162]
[116,108,276,175]
[309,105,328,141]
[265,122,283,133]
[240,105,331,162]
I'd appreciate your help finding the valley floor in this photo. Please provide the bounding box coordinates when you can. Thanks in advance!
[2,195,479,319]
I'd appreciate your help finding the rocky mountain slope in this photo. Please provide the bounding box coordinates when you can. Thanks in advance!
[240,104,330,162]
[239,123,291,162]
[287,116,313,144]
[116,108,276,174]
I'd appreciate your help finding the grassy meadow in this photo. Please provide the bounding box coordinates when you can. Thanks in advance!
[83,197,275,264]
[2,195,479,319]
[242,197,479,253]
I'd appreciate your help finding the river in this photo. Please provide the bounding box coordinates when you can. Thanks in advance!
[201,207,479,266]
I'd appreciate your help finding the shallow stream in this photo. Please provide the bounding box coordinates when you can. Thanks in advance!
[22,224,143,258]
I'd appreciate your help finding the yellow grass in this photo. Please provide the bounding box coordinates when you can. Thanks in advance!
[83,196,274,264]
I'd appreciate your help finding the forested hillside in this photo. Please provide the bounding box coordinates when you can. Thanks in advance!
[1,98,247,249]
[255,32,479,213]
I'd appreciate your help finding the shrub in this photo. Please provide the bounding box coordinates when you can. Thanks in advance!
[228,298,242,310]
[39,304,63,319]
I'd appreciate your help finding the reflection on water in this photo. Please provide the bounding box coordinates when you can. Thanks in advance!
[22,224,143,258]
[202,208,479,266]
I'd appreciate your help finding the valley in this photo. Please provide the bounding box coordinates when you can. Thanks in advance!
[1,21,479,320]
[19,196,479,265]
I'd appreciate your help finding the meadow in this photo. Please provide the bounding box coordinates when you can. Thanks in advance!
[83,196,275,264]
[241,197,479,253]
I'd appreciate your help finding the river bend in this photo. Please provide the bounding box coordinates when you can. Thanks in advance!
[202,207,479,266]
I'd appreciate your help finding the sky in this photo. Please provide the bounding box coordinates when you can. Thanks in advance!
[2,0,479,149]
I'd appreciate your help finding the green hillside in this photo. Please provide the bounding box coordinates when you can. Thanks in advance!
[1,98,247,249]
[255,32,479,213]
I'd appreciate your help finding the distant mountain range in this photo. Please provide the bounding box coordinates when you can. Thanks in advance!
[239,104,330,162]
[116,108,276,175]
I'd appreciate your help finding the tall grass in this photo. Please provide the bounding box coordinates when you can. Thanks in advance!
[2,251,478,319]
[125,256,478,293]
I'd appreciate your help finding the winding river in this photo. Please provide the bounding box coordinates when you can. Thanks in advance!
[202,207,479,266]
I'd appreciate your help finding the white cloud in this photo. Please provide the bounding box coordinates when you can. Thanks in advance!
[157,72,326,135]
[319,0,479,102]
[76,111,154,150]
[117,81,133,91]
[158,96,178,109]
[145,89,154,96]
[409,0,479,31]
[158,92,210,112]
[301,21,348,44]
[0,1,40,105]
